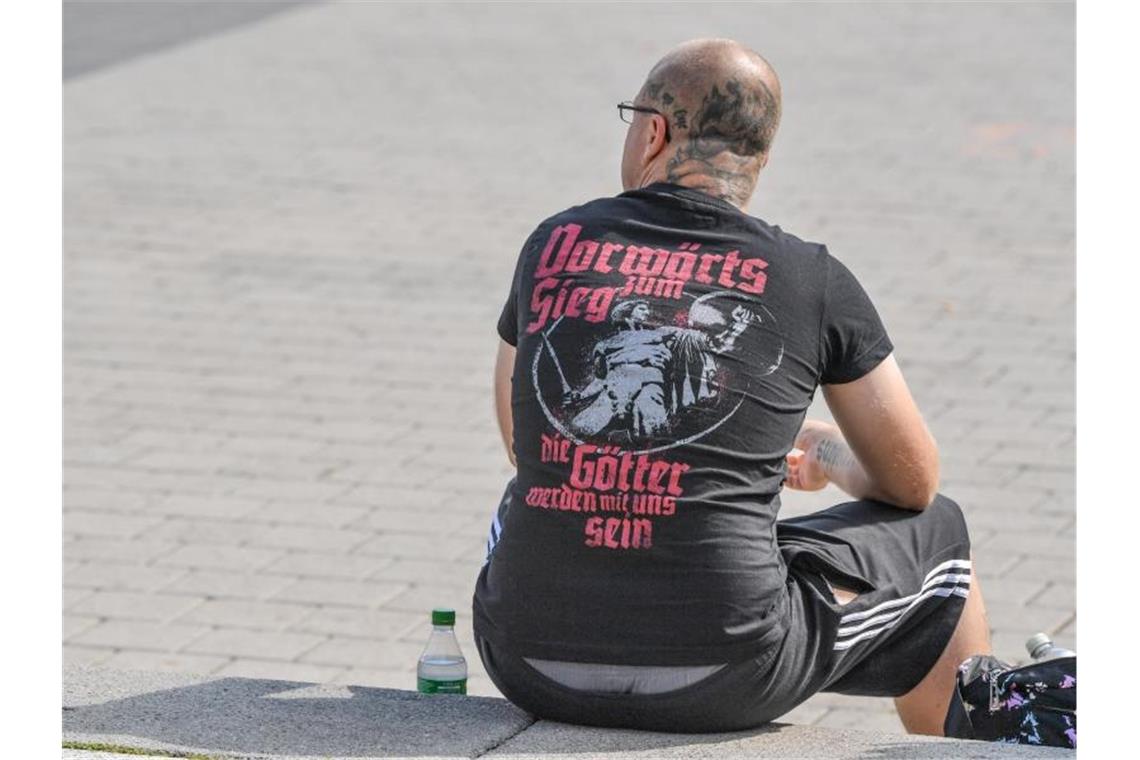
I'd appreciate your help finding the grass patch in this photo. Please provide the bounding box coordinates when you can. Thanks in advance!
[62,740,218,759]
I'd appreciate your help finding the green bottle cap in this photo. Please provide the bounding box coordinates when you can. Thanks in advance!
[431,608,456,626]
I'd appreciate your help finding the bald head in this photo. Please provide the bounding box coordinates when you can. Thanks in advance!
[622,39,782,207]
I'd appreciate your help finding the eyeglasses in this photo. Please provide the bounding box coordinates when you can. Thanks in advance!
[617,101,672,143]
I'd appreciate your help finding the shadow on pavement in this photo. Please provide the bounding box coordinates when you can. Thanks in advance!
[62,675,795,758]
[65,676,530,758]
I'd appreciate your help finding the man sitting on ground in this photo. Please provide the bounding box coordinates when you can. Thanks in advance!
[473,38,992,735]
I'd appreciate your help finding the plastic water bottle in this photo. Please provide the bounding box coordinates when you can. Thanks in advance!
[1025,632,1076,661]
[416,607,467,694]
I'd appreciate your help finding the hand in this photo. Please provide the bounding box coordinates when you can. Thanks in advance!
[784,420,838,492]
[785,448,828,491]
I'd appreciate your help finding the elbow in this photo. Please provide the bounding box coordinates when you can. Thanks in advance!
[891,480,939,511]
[880,477,938,511]
[885,448,940,511]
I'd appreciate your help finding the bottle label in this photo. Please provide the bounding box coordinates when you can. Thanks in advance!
[418,677,467,695]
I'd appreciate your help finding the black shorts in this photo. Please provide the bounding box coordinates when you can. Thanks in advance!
[476,494,972,733]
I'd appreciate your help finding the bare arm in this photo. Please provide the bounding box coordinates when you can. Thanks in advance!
[494,339,517,467]
[786,353,939,511]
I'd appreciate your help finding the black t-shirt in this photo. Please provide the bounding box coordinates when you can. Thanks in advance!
[473,182,893,665]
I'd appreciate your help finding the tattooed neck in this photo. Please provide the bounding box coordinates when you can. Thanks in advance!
[661,168,757,208]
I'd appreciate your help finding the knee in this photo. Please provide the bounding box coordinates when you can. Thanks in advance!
[929,492,963,518]
[928,492,972,542]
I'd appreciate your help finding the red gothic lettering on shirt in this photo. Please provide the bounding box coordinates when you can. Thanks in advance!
[524,225,768,333]
[584,515,653,550]
[568,444,689,496]
[522,442,689,552]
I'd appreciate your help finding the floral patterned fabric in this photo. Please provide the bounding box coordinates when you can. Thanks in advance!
[944,653,1076,748]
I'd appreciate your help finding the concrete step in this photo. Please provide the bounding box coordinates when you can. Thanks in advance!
[64,666,1073,759]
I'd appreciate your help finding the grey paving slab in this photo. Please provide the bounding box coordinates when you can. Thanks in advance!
[163,569,296,600]
[64,666,533,760]
[482,719,1072,759]
[63,585,95,611]
[298,637,425,671]
[156,545,284,573]
[271,577,408,608]
[213,658,348,684]
[99,649,230,674]
[249,524,373,553]
[63,0,1074,735]
[148,493,264,520]
[137,517,270,546]
[64,646,115,668]
[353,533,477,561]
[65,561,188,593]
[71,620,211,652]
[254,502,371,529]
[63,510,164,538]
[64,0,312,79]
[70,590,202,622]
[64,615,102,641]
[331,667,417,691]
[291,606,422,640]
[176,598,318,631]
[383,584,476,614]
[65,538,178,565]
[183,628,326,661]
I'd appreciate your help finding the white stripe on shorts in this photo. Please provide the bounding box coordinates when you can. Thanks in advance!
[484,509,505,565]
[834,584,969,651]
[832,559,971,652]
[838,559,971,624]
[836,572,971,637]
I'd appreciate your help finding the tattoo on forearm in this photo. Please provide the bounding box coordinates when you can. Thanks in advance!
[815,439,859,479]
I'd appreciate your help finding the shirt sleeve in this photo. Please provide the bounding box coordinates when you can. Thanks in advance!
[496,223,548,347]
[497,281,519,346]
[818,249,894,385]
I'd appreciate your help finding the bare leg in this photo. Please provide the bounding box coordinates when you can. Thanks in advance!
[825,579,859,606]
[893,556,993,735]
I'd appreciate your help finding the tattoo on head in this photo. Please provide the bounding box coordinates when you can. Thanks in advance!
[643,76,679,114]
[662,77,781,206]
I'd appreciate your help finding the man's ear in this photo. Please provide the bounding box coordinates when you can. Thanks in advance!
[641,115,670,163]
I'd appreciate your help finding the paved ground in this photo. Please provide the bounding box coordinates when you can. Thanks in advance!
[63,0,311,79]
[64,1,1075,733]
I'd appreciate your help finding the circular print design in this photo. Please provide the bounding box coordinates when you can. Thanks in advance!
[532,290,784,454]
